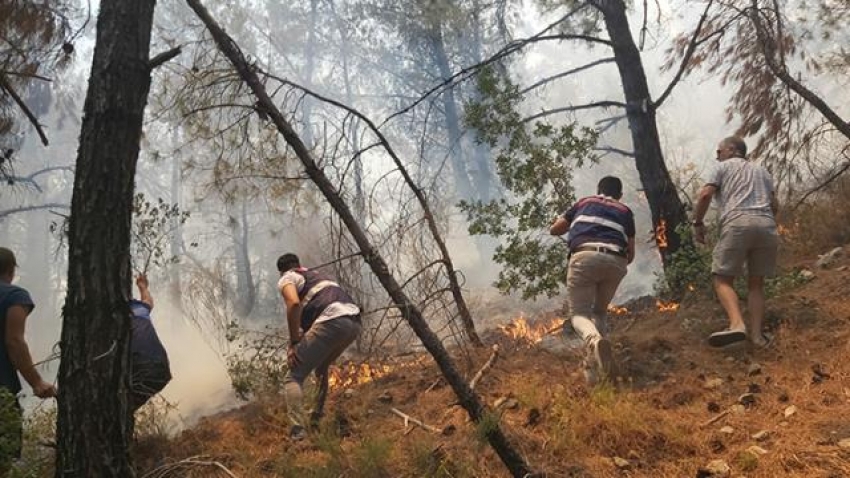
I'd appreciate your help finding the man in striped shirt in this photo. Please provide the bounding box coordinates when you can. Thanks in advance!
[550,176,636,384]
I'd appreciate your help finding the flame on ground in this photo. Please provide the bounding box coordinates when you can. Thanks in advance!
[498,316,563,344]
[656,219,668,250]
[328,362,392,389]
[656,299,680,312]
[608,304,629,315]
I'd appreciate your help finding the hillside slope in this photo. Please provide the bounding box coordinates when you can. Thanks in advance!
[137,245,850,478]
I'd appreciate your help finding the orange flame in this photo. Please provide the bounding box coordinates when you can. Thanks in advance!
[656,219,668,250]
[498,316,562,344]
[607,304,629,315]
[656,299,680,312]
[328,362,393,389]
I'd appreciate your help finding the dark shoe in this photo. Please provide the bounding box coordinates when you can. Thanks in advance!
[289,425,306,441]
[708,329,747,347]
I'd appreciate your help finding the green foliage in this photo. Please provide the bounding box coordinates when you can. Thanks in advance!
[654,224,713,299]
[131,193,192,274]
[472,410,501,448]
[765,268,811,297]
[461,66,599,299]
[226,328,288,400]
[0,388,21,475]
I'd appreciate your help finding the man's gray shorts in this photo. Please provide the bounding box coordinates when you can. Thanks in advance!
[712,215,778,277]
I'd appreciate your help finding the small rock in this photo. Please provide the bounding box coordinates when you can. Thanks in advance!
[752,430,770,441]
[838,438,850,449]
[700,459,731,477]
[725,356,735,362]
[784,405,797,418]
[800,269,816,280]
[704,378,724,390]
[747,445,769,456]
[731,404,747,414]
[343,388,355,399]
[747,363,762,376]
[494,397,519,409]
[627,450,641,461]
[377,391,393,403]
[779,420,789,427]
[815,247,843,268]
[739,393,757,408]
[719,426,734,434]
[838,265,849,272]
[612,456,631,469]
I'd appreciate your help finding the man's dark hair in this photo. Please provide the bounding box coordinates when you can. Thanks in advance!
[597,176,623,199]
[276,253,300,273]
[0,247,17,276]
[723,136,747,157]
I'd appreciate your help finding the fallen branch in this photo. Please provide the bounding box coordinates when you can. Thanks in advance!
[701,408,730,428]
[391,407,441,433]
[469,344,500,391]
[142,456,238,478]
[424,377,442,393]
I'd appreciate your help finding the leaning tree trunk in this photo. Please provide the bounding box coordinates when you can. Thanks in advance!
[185,0,530,474]
[596,0,689,264]
[55,1,158,476]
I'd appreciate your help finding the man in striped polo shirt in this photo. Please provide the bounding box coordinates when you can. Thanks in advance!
[277,253,362,440]
[550,176,636,384]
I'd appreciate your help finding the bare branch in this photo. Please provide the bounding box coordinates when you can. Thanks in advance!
[594,146,635,158]
[519,58,616,96]
[147,46,182,70]
[522,101,626,123]
[0,73,49,146]
[653,0,714,109]
[0,203,70,219]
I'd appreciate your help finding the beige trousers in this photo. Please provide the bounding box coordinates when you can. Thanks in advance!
[567,251,628,342]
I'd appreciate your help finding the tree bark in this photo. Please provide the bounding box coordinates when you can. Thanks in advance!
[55,1,157,476]
[230,200,255,317]
[594,0,689,263]
[185,0,529,474]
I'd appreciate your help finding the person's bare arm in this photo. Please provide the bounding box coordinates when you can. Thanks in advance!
[549,216,569,236]
[5,306,56,398]
[626,236,636,264]
[281,283,302,344]
[136,274,153,310]
[692,184,717,244]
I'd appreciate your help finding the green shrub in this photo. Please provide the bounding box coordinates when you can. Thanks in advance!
[655,224,713,299]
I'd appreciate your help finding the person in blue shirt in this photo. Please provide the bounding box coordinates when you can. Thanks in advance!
[550,177,636,384]
[0,247,56,471]
[129,273,171,412]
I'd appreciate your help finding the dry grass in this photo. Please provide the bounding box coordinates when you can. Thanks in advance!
[133,218,850,477]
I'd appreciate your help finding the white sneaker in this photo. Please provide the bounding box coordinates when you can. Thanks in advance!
[593,338,615,380]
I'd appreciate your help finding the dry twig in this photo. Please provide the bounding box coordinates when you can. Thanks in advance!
[469,344,500,391]
[391,407,441,433]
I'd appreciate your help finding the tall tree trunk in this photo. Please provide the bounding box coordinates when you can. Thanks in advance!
[185,1,529,474]
[596,0,688,263]
[230,200,255,317]
[427,25,474,200]
[55,1,157,476]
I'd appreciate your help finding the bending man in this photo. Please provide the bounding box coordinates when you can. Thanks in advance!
[277,253,361,440]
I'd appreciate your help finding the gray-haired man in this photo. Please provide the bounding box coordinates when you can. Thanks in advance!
[693,136,779,348]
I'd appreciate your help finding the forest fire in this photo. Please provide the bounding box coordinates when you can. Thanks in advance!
[607,304,629,315]
[328,362,393,389]
[656,299,680,312]
[498,316,563,344]
[656,219,668,250]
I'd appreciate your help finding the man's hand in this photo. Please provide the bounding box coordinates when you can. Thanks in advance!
[33,380,57,399]
[287,344,301,369]
[136,273,149,290]
[693,224,706,245]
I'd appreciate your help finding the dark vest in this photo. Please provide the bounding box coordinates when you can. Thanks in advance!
[293,268,355,331]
